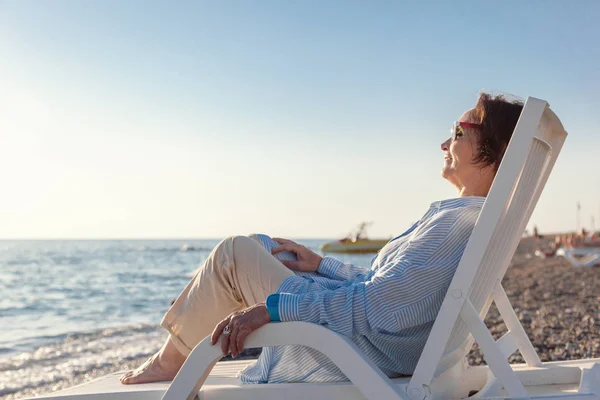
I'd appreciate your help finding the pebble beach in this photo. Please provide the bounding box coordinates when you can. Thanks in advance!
[468,237,600,365]
[3,237,599,400]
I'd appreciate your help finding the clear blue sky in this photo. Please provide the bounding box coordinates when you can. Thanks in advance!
[1,0,599,239]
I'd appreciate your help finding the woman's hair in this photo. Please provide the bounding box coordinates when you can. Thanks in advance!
[471,93,524,170]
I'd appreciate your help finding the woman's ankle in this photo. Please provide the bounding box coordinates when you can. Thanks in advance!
[157,337,187,369]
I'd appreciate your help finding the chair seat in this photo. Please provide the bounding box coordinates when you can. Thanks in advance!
[37,360,413,400]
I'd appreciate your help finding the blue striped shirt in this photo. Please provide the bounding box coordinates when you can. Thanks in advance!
[239,197,485,383]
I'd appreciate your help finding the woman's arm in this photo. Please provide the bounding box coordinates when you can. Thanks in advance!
[269,237,370,280]
[252,233,370,280]
[317,256,371,281]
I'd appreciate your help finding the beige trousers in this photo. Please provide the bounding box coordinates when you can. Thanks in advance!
[161,234,295,356]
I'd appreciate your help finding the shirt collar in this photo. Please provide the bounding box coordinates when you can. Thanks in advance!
[429,196,486,211]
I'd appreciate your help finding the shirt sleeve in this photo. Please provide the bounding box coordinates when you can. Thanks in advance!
[267,206,480,337]
[316,256,371,281]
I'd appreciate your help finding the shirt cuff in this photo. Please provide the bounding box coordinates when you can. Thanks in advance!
[317,256,345,279]
[267,293,301,322]
[266,294,281,322]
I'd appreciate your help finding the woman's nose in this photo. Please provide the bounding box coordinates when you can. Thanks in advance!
[440,138,450,151]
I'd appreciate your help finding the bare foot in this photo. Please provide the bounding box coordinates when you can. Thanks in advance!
[120,338,186,385]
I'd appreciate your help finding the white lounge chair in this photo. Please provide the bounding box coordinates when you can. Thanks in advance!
[28,97,600,400]
[556,247,600,267]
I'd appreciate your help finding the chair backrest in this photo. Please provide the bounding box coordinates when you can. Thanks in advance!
[409,97,568,393]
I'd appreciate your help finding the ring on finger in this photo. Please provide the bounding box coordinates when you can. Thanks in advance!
[223,324,231,335]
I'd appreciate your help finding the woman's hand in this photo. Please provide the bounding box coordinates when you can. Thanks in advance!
[272,237,323,273]
[211,303,270,358]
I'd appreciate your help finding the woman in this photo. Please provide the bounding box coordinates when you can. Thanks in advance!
[120,93,524,385]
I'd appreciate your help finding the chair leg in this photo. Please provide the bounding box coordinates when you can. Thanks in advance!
[460,300,530,399]
[493,284,542,367]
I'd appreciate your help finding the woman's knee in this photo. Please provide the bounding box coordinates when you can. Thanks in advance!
[213,235,262,259]
[231,235,264,258]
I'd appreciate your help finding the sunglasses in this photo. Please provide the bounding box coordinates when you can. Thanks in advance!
[451,121,482,141]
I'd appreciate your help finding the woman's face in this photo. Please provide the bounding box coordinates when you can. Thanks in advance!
[440,110,481,188]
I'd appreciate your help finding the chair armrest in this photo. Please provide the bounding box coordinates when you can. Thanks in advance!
[162,321,407,400]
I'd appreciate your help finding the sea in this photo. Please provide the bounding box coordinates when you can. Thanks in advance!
[0,239,374,397]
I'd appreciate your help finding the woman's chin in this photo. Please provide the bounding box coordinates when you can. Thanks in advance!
[441,169,458,186]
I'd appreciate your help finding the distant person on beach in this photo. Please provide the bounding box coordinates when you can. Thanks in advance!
[535,235,563,258]
[120,93,525,385]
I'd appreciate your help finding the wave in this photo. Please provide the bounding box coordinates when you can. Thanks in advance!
[0,325,159,372]
[0,324,164,396]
